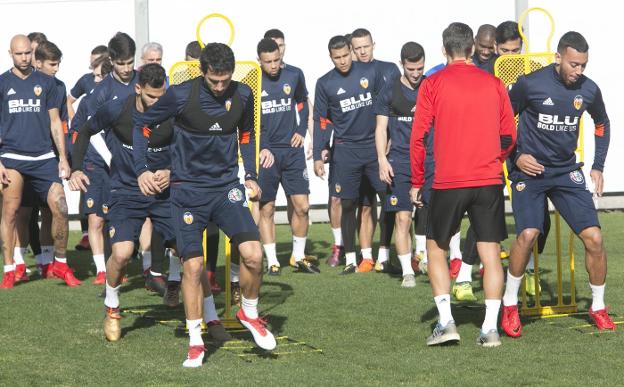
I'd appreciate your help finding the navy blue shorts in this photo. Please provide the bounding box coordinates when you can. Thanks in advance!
[327,149,339,198]
[332,144,385,200]
[107,191,175,244]
[82,165,110,217]
[259,147,309,202]
[511,169,599,235]
[170,184,260,260]
[383,160,413,212]
[1,157,61,203]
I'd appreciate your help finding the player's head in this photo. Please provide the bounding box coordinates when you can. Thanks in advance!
[185,41,201,61]
[141,42,163,65]
[400,42,425,87]
[28,32,47,64]
[200,42,235,96]
[495,21,522,55]
[555,31,589,86]
[108,32,136,82]
[264,29,285,60]
[474,24,496,62]
[328,35,352,74]
[257,38,281,78]
[344,33,358,61]
[35,40,62,77]
[9,34,32,73]
[442,22,474,60]
[90,45,108,67]
[91,54,112,83]
[351,28,374,63]
[135,63,166,111]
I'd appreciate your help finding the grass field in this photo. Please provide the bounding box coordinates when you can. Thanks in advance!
[1,212,624,386]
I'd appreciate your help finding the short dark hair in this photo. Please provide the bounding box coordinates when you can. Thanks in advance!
[100,60,113,78]
[442,22,474,58]
[496,21,521,45]
[27,32,47,45]
[264,29,285,40]
[401,42,425,63]
[91,45,108,56]
[185,41,201,60]
[200,43,235,74]
[138,63,166,88]
[35,40,62,62]
[557,31,589,54]
[351,28,372,40]
[328,35,350,53]
[108,32,135,61]
[91,53,110,70]
[257,38,279,56]
[476,24,496,39]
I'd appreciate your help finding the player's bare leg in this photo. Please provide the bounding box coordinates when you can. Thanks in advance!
[326,196,343,266]
[358,204,375,271]
[103,241,135,341]
[259,201,279,273]
[290,194,317,273]
[0,169,24,289]
[47,182,80,286]
[395,211,415,287]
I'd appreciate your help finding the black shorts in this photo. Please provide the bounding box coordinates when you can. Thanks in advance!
[414,205,428,235]
[427,185,507,248]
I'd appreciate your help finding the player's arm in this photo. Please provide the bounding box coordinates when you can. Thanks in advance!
[374,82,393,184]
[587,86,611,196]
[498,79,517,160]
[312,81,332,178]
[409,79,433,206]
[49,108,69,179]
[239,89,264,200]
[508,76,543,176]
[291,73,309,148]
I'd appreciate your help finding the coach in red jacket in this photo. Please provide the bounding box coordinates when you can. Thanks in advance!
[410,22,516,348]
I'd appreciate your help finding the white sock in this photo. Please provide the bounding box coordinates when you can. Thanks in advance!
[527,254,535,271]
[42,246,54,264]
[141,251,152,272]
[241,296,258,319]
[502,272,524,306]
[482,299,502,333]
[55,257,67,264]
[168,253,181,282]
[398,253,415,276]
[377,247,389,264]
[361,248,372,260]
[456,262,473,283]
[263,243,279,268]
[13,247,25,265]
[187,319,204,346]
[345,252,357,266]
[590,283,606,311]
[449,232,462,259]
[93,254,106,273]
[415,235,426,254]
[331,228,343,246]
[104,281,120,308]
[203,295,219,323]
[4,264,15,273]
[230,263,240,283]
[434,294,453,326]
[292,236,306,261]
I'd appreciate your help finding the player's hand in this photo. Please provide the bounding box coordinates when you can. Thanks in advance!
[138,171,161,196]
[259,149,274,169]
[154,169,171,190]
[58,158,71,180]
[0,162,11,185]
[68,170,90,192]
[244,179,262,201]
[321,149,331,163]
[515,153,544,176]
[590,169,604,197]
[379,158,394,185]
[410,187,423,208]
[314,160,325,179]
[290,133,305,148]
[305,140,313,160]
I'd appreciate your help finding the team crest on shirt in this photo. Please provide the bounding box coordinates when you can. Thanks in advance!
[109,227,115,238]
[302,168,309,181]
[86,198,94,208]
[228,188,243,203]
[573,95,583,110]
[570,170,584,184]
[390,195,398,206]
[359,77,369,89]
[183,211,194,224]
[283,83,291,95]
[515,182,526,192]
[102,204,109,214]
[335,183,341,193]
[33,85,42,97]
[225,99,232,111]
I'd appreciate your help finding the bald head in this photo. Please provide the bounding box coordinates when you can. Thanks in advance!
[9,34,33,74]
[474,24,496,63]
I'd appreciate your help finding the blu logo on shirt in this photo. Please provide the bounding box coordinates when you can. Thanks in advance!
[8,98,41,113]
[537,113,579,132]
[339,92,372,113]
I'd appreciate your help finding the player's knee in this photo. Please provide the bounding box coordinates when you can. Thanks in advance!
[580,227,603,252]
[330,196,341,208]
[260,202,275,218]
[183,257,203,277]
[240,243,263,273]
[396,212,411,231]
[293,201,309,217]
[517,228,539,247]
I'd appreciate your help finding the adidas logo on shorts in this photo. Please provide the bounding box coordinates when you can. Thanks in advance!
[542,97,554,106]
[208,122,222,131]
